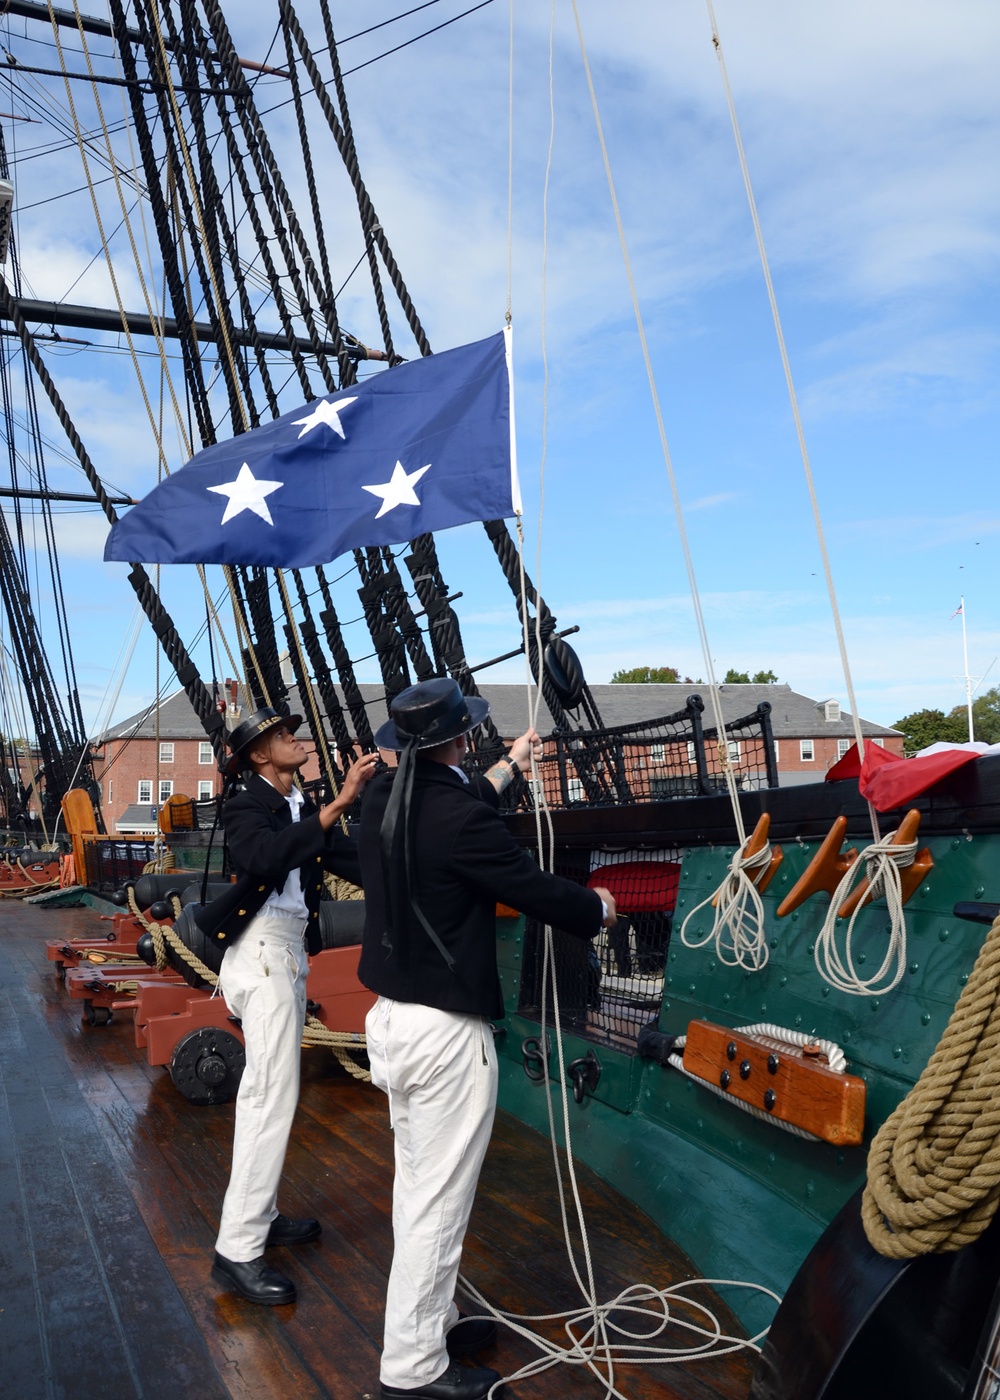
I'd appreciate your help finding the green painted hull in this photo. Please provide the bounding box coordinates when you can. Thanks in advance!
[494,765,1000,1334]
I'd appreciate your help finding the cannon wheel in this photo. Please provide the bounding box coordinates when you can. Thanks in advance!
[83,1000,112,1027]
[169,1027,245,1105]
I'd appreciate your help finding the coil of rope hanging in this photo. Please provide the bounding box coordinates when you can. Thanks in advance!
[812,826,918,997]
[863,910,1000,1259]
[679,837,771,971]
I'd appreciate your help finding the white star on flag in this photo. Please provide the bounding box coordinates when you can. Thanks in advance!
[207,462,283,526]
[292,395,358,440]
[362,461,431,519]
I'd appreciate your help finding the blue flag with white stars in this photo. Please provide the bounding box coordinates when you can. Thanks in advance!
[104,330,519,568]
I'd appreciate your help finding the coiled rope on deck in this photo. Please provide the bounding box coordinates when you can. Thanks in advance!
[862,912,1000,1258]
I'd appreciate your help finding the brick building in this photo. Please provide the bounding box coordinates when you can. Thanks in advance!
[93,681,902,832]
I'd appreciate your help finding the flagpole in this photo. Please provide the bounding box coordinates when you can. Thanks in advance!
[961,596,974,741]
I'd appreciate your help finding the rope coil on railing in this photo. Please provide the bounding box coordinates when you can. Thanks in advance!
[679,841,772,971]
[813,833,918,997]
[863,911,1000,1259]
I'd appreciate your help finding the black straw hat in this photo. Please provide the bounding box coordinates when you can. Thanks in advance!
[374,678,489,752]
[225,707,303,775]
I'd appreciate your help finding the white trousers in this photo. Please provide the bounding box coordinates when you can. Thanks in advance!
[215,912,309,1263]
[366,997,498,1390]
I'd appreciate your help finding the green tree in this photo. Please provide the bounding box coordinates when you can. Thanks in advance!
[723,668,779,684]
[892,707,967,756]
[947,685,1000,745]
[610,665,680,684]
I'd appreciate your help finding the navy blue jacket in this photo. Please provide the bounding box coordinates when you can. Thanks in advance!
[193,773,362,955]
[358,760,601,1018]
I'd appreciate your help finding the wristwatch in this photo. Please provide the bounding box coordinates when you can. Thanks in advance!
[502,754,520,777]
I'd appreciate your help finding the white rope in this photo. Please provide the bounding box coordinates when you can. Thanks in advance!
[567,0,748,870]
[679,839,771,971]
[704,1,878,850]
[813,833,918,996]
[505,0,514,328]
[666,1023,848,1142]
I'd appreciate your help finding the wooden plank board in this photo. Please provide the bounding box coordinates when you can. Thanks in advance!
[682,1020,865,1147]
[0,901,756,1400]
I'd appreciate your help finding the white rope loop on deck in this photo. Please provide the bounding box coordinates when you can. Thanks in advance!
[813,834,918,996]
[678,839,771,971]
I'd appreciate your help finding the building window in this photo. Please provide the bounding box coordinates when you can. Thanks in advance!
[873,737,885,748]
[837,738,852,758]
[726,740,741,763]
[198,780,214,800]
[800,740,815,762]
[138,779,152,804]
[566,778,585,803]
[108,780,113,802]
[159,741,174,763]
[158,779,173,804]
[686,741,696,766]
[773,741,779,763]
[824,700,841,723]
[199,741,213,765]
[650,743,666,764]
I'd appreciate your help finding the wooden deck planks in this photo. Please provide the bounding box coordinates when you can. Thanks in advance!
[0,901,754,1399]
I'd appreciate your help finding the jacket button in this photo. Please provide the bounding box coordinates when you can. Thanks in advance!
[258,885,266,892]
[311,911,318,918]
[238,909,246,916]
[316,856,321,863]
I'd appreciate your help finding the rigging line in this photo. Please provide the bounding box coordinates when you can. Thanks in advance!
[49,16,252,721]
[256,0,496,116]
[335,0,497,79]
[0,70,149,188]
[143,0,247,432]
[49,10,188,472]
[704,2,871,782]
[505,0,513,327]
[569,0,748,848]
[335,0,450,50]
[0,53,238,95]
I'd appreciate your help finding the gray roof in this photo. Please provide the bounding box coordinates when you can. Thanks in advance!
[115,803,159,831]
[101,682,899,744]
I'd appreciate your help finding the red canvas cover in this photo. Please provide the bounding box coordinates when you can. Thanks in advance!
[588,860,681,913]
[825,741,980,812]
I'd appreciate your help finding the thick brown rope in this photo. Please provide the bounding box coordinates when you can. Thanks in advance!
[131,885,370,1078]
[863,912,1000,1257]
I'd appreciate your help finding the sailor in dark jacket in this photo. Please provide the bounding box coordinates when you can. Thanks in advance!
[206,706,377,1307]
[358,679,616,1400]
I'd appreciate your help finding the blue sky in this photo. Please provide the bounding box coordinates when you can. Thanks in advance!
[2,0,998,741]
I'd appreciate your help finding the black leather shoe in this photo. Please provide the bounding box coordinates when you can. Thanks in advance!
[265,1213,321,1247]
[211,1252,296,1306]
[446,1313,498,1357]
[380,1361,502,1399]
